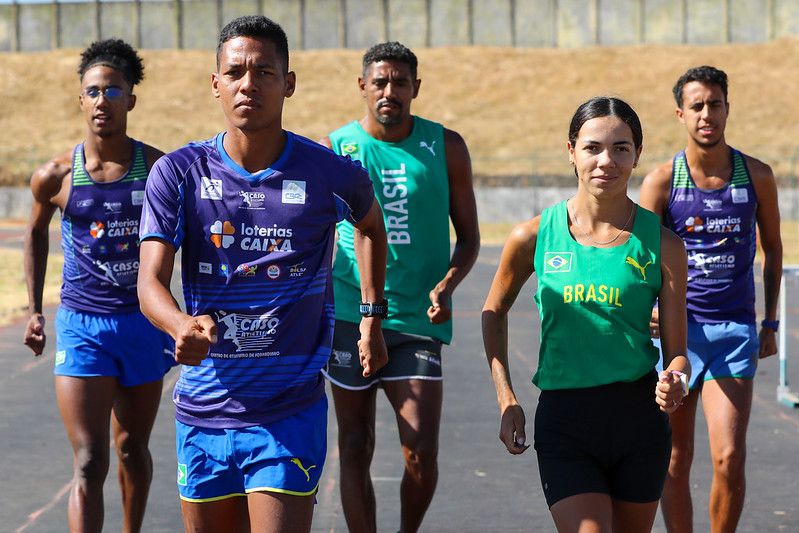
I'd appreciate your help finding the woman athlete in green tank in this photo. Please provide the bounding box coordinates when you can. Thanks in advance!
[483,97,691,533]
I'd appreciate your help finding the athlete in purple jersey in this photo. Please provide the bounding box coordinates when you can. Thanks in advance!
[640,66,782,533]
[23,40,173,532]
[137,16,387,532]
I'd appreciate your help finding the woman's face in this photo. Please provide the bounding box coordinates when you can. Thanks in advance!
[567,116,642,199]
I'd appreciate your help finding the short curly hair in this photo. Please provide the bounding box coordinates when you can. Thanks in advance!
[362,41,418,79]
[78,39,144,88]
[673,66,728,108]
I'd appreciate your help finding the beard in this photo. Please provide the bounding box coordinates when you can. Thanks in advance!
[374,98,405,126]
[376,113,404,126]
[691,126,725,149]
[693,134,724,149]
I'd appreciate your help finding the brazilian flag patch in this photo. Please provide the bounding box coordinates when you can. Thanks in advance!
[341,143,358,155]
[544,252,572,273]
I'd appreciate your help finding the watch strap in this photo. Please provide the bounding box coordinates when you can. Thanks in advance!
[359,299,389,319]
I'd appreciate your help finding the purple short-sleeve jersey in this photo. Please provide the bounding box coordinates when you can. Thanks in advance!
[141,132,374,428]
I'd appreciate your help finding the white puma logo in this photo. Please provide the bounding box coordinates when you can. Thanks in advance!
[420,140,436,156]
[291,458,317,482]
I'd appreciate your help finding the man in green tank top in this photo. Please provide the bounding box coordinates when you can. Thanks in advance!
[320,41,480,533]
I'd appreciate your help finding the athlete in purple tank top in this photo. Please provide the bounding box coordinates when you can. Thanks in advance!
[23,40,172,532]
[640,65,782,533]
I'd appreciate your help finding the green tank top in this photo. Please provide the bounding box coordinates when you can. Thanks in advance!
[533,200,662,390]
[330,117,452,342]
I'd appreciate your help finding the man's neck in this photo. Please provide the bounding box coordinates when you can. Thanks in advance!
[223,126,287,174]
[84,132,133,162]
[359,115,414,143]
[684,138,732,187]
[82,133,134,182]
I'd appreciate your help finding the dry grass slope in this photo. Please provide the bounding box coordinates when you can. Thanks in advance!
[0,41,797,325]
[2,38,799,182]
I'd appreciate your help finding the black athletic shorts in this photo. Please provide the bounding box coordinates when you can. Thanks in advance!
[322,320,443,390]
[534,371,671,508]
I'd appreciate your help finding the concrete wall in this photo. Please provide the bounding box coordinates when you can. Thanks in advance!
[3,0,799,52]
[476,187,799,224]
[2,187,798,223]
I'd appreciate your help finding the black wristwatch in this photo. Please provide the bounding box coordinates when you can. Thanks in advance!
[359,299,389,319]
[761,319,780,332]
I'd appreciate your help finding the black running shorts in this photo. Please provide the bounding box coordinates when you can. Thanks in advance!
[534,372,672,508]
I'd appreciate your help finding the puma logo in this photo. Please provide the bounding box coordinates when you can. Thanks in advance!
[626,256,653,280]
[291,458,317,482]
[419,140,436,156]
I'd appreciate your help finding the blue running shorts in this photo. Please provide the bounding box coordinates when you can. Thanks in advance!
[175,395,327,502]
[685,319,759,388]
[655,320,758,390]
[54,306,176,386]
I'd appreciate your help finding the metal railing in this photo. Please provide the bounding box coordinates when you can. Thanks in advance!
[778,265,799,407]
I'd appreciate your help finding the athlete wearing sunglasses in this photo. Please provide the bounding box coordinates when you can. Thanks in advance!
[81,86,127,102]
[23,39,174,532]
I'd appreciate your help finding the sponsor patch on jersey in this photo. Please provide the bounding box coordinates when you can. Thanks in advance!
[235,264,258,276]
[685,216,704,232]
[219,264,229,277]
[198,262,212,274]
[282,180,306,204]
[76,199,94,208]
[702,198,722,211]
[103,201,123,213]
[267,264,281,279]
[239,190,266,209]
[200,176,223,200]
[90,221,105,239]
[215,310,280,354]
[288,262,306,277]
[731,188,749,204]
[55,350,66,365]
[94,258,139,286]
[341,143,358,155]
[544,252,572,273]
[107,219,139,238]
[131,190,145,206]
[209,220,235,249]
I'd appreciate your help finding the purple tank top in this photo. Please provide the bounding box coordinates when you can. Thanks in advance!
[60,140,148,313]
[663,149,758,324]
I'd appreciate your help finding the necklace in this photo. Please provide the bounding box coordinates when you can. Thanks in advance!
[569,199,635,246]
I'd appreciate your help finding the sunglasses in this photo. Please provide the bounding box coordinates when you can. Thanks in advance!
[82,87,127,102]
